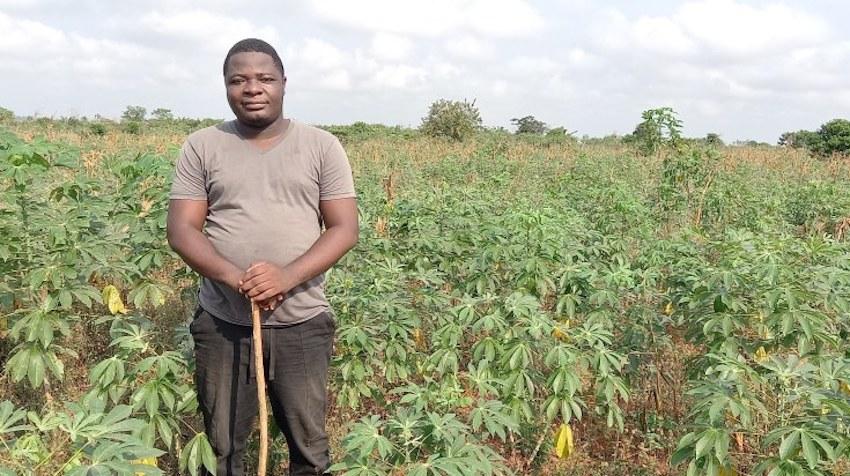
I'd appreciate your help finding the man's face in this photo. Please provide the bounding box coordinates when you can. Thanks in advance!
[224,52,286,128]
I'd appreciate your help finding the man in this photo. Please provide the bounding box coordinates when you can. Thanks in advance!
[167,38,358,475]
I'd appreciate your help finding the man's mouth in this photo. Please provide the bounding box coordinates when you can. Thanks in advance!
[243,102,267,111]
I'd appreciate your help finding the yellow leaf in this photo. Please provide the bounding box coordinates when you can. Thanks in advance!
[555,424,574,459]
[841,382,850,396]
[664,302,673,315]
[718,466,737,476]
[413,328,427,350]
[102,285,128,315]
[754,346,769,364]
[552,327,569,342]
[132,456,158,475]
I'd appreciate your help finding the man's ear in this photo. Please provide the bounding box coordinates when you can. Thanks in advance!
[282,75,287,95]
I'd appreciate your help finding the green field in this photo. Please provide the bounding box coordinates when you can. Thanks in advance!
[2,120,850,475]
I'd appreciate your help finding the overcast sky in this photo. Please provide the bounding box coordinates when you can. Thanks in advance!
[1,0,848,142]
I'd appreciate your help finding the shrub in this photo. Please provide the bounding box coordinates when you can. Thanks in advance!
[816,118,850,156]
[420,99,482,141]
[89,122,108,136]
[511,115,547,135]
[0,106,13,124]
[626,107,683,156]
[121,105,147,123]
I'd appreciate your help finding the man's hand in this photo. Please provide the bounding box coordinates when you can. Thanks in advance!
[239,262,294,310]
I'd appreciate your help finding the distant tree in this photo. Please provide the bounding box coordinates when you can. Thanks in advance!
[705,133,723,147]
[511,115,547,134]
[420,99,482,141]
[816,119,850,155]
[89,122,108,136]
[0,107,13,123]
[121,105,147,122]
[122,121,142,135]
[779,129,824,151]
[151,108,174,121]
[627,107,683,156]
[778,131,797,147]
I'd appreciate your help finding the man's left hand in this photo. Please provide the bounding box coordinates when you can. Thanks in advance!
[239,261,295,307]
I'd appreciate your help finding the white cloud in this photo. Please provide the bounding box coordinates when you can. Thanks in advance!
[597,0,828,60]
[508,56,563,76]
[444,35,493,59]
[317,69,352,91]
[674,0,827,57]
[308,0,544,38]
[369,64,428,90]
[140,10,279,52]
[299,38,345,70]
[464,0,545,37]
[0,11,66,55]
[370,32,413,61]
[632,16,695,57]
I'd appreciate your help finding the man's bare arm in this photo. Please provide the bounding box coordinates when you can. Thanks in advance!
[166,199,243,291]
[240,197,359,303]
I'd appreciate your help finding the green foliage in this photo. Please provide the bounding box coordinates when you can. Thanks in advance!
[704,133,724,147]
[2,121,850,475]
[123,120,143,135]
[320,122,418,143]
[816,119,850,156]
[89,122,108,136]
[779,130,824,151]
[420,99,482,141]
[0,107,13,123]
[779,119,850,156]
[511,115,547,135]
[121,106,147,123]
[150,108,173,122]
[627,107,683,156]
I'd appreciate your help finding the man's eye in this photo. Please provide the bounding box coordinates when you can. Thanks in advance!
[260,77,275,83]
[230,78,245,84]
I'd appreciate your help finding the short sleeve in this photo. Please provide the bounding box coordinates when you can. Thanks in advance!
[319,138,356,200]
[169,140,207,200]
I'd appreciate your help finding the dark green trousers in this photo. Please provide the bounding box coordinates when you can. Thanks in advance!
[191,307,335,476]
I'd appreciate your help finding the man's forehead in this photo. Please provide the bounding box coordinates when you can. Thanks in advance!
[227,52,278,72]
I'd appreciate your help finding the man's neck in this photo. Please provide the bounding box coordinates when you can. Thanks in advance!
[236,116,290,142]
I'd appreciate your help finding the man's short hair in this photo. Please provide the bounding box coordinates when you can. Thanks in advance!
[223,38,285,77]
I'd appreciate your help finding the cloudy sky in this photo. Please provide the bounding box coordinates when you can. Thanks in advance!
[1,0,848,142]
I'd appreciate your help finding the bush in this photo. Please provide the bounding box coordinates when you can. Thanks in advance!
[420,99,482,141]
[511,115,547,135]
[122,121,142,135]
[625,107,683,156]
[121,105,146,122]
[778,130,823,151]
[0,106,13,124]
[704,133,723,147]
[817,119,850,156]
[89,122,108,136]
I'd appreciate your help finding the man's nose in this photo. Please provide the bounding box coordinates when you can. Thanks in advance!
[244,79,262,94]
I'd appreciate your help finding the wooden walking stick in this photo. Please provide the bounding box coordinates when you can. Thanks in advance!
[251,300,269,476]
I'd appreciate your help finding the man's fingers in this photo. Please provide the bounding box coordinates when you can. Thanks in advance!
[254,289,279,303]
[241,264,270,282]
[246,281,276,298]
[240,275,272,293]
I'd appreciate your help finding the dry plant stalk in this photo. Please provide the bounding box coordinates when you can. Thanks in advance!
[251,301,269,476]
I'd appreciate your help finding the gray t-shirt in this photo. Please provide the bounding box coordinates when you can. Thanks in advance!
[169,119,356,326]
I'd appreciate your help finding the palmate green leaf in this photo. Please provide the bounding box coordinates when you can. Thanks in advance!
[778,429,801,460]
[0,400,31,435]
[64,440,164,476]
[800,432,819,470]
[5,342,62,388]
[179,432,215,476]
